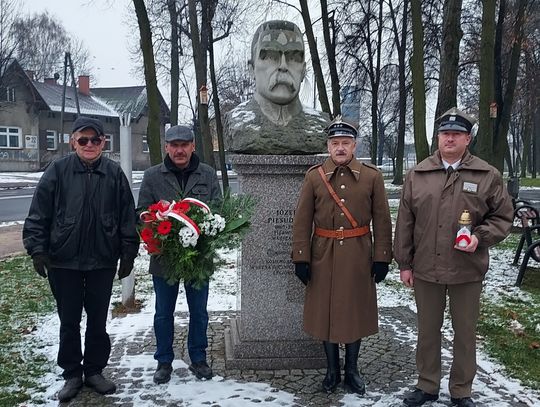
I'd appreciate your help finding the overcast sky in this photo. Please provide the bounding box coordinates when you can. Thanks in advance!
[23,0,138,88]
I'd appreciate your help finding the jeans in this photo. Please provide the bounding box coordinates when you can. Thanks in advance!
[47,267,116,379]
[152,275,209,364]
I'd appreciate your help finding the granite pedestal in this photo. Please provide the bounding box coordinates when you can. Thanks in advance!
[224,154,327,370]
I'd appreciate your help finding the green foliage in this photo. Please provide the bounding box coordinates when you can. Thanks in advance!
[0,256,55,405]
[140,192,255,288]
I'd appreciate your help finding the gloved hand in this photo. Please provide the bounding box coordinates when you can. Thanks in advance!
[32,253,50,278]
[294,262,311,285]
[118,256,135,280]
[371,262,389,283]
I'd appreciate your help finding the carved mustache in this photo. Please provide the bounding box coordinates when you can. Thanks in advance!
[269,73,296,92]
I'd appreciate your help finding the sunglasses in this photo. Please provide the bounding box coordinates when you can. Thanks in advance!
[75,136,103,146]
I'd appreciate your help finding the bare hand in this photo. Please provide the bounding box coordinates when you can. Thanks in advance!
[400,269,414,287]
[454,234,479,253]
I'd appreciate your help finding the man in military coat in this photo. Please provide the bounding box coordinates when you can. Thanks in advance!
[291,117,392,394]
[394,108,513,407]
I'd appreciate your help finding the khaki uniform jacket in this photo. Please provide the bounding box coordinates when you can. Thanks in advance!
[394,150,513,284]
[292,158,392,343]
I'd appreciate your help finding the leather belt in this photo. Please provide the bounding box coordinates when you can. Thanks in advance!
[314,226,370,240]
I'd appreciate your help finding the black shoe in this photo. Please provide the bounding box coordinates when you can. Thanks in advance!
[153,362,173,384]
[343,340,365,395]
[189,361,213,380]
[84,374,116,395]
[403,388,439,406]
[344,371,365,395]
[322,341,341,393]
[451,397,476,407]
[57,377,83,402]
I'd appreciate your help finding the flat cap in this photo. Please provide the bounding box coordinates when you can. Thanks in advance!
[438,107,476,133]
[72,116,104,136]
[165,125,194,143]
[325,116,358,139]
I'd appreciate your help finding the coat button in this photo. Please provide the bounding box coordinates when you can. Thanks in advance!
[340,212,344,217]
[298,250,302,254]
[339,226,344,230]
[340,172,344,176]
[340,185,345,189]
[339,241,344,246]
[340,198,345,202]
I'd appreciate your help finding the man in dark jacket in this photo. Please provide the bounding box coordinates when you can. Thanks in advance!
[23,116,139,402]
[138,125,222,385]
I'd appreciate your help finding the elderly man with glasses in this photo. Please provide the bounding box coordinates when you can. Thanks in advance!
[23,116,139,402]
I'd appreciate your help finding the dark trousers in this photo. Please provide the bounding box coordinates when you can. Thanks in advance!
[48,267,116,379]
[152,275,209,364]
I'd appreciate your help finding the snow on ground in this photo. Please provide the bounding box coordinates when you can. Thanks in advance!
[23,240,540,405]
[4,176,539,405]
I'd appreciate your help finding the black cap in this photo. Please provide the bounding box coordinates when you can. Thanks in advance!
[438,108,476,133]
[72,116,104,136]
[165,125,194,143]
[325,116,358,139]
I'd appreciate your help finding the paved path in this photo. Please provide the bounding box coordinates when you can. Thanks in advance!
[60,307,535,407]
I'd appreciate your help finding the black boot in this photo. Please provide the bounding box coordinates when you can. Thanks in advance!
[322,341,341,393]
[344,340,365,395]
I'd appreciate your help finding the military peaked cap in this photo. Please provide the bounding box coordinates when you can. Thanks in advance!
[438,107,476,133]
[326,116,358,139]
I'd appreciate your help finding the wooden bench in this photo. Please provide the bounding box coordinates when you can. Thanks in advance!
[512,204,540,286]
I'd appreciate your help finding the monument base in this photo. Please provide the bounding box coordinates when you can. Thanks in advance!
[224,318,326,370]
[223,154,328,370]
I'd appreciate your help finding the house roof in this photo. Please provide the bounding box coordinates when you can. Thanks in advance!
[90,86,148,118]
[32,81,118,117]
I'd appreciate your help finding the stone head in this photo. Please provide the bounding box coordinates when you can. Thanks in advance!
[249,20,306,106]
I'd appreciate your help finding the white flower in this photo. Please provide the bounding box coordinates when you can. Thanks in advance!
[200,213,226,236]
[178,226,198,247]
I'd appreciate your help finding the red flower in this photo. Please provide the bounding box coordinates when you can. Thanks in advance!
[140,211,157,222]
[173,201,190,213]
[145,237,161,254]
[157,220,172,235]
[140,227,154,243]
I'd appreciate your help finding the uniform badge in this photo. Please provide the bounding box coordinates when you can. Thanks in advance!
[463,182,478,193]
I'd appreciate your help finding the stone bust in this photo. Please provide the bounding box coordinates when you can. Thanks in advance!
[225,20,328,155]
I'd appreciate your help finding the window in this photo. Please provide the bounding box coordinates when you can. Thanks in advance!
[46,130,57,150]
[142,136,149,153]
[0,126,22,148]
[0,87,15,102]
[104,134,113,152]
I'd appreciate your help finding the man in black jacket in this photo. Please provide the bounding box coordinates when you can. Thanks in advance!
[23,116,139,402]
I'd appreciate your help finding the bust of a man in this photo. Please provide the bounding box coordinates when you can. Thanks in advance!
[225,20,328,155]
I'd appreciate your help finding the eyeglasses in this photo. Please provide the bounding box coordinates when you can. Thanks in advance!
[75,136,103,146]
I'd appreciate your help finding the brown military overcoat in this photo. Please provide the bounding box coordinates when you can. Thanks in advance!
[291,157,392,343]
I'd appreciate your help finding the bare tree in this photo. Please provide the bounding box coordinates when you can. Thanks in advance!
[430,0,463,151]
[133,0,163,166]
[0,0,20,86]
[10,12,93,80]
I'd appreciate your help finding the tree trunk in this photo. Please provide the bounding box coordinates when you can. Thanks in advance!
[475,0,496,163]
[188,0,215,168]
[207,0,229,191]
[410,0,430,162]
[389,0,408,185]
[493,0,527,172]
[431,0,463,152]
[298,0,331,115]
[320,0,340,117]
[167,0,179,126]
[133,0,162,166]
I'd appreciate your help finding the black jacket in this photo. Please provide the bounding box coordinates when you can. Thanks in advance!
[23,153,139,270]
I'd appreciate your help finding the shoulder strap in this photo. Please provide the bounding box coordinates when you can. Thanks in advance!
[317,166,358,228]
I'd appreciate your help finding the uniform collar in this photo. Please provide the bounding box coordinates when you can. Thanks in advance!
[322,157,362,180]
[415,150,490,172]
